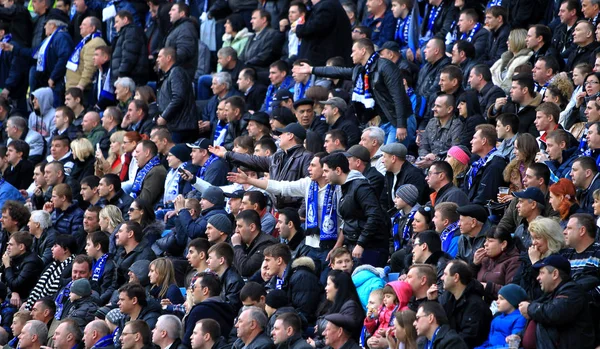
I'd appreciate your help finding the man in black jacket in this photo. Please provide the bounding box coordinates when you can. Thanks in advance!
[163,3,198,79]
[294,38,413,143]
[271,313,312,349]
[207,242,244,313]
[434,260,492,348]
[238,68,267,112]
[519,255,596,349]
[345,145,384,198]
[322,153,389,267]
[110,11,149,86]
[123,99,154,137]
[416,37,450,129]
[231,210,278,278]
[468,64,505,114]
[156,47,198,143]
[414,302,468,349]
[240,9,282,69]
[551,0,579,62]
[483,6,509,66]
[567,20,600,71]
[98,174,133,219]
[527,25,560,67]
[0,0,33,47]
[2,231,44,303]
[456,9,490,61]
[114,222,157,285]
[380,142,428,210]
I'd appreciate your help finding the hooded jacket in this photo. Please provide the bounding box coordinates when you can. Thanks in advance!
[351,265,386,311]
[110,23,149,86]
[66,296,99,331]
[339,171,389,251]
[363,281,412,335]
[29,87,56,143]
[222,28,253,58]
[439,279,492,348]
[184,298,235,348]
[476,309,526,348]
[545,145,578,181]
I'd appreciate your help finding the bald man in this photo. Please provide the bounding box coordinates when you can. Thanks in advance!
[82,112,108,148]
[83,320,112,349]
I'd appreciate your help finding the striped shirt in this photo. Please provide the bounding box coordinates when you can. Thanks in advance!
[25,255,75,310]
[561,242,600,302]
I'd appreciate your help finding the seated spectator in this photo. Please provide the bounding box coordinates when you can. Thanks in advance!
[456,90,486,149]
[206,242,244,312]
[261,61,294,113]
[70,138,96,184]
[160,144,192,207]
[64,88,86,131]
[90,46,115,111]
[25,235,77,310]
[117,283,161,334]
[380,142,427,210]
[404,264,436,313]
[30,298,56,327]
[28,87,56,144]
[46,135,75,176]
[99,205,124,255]
[490,29,533,94]
[6,116,44,164]
[62,279,98,330]
[232,210,278,278]
[323,130,348,154]
[468,64,505,114]
[345,145,384,198]
[51,106,79,146]
[241,191,275,235]
[495,113,519,161]
[512,187,546,250]
[148,258,185,305]
[46,183,84,236]
[190,319,225,349]
[534,102,560,151]
[85,231,117,305]
[329,247,354,275]
[5,310,32,349]
[246,112,272,142]
[519,255,595,349]
[233,306,273,349]
[82,320,112,349]
[98,174,133,219]
[205,214,233,245]
[433,202,460,258]
[131,140,167,206]
[322,313,368,349]
[79,176,101,208]
[411,231,451,291]
[28,210,56,266]
[456,204,491,264]
[0,201,29,253]
[434,260,492,348]
[427,161,469,207]
[152,315,184,349]
[472,228,521,302]
[4,140,34,190]
[18,320,48,349]
[185,273,235,349]
[271,312,311,349]
[567,21,599,72]
[464,124,508,205]
[503,134,539,194]
[1,231,44,305]
[237,68,268,113]
[475,284,527,349]
[293,98,326,141]
[114,77,136,116]
[182,138,230,188]
[174,186,228,241]
[571,157,600,213]
[114,222,157,285]
[119,320,152,349]
[548,179,579,228]
[543,130,578,181]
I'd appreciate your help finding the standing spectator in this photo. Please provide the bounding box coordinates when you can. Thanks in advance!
[361,0,395,47]
[240,10,283,70]
[322,98,361,147]
[90,46,115,111]
[164,3,198,79]
[65,17,106,91]
[237,68,268,112]
[0,0,33,48]
[0,23,29,115]
[483,6,510,66]
[552,0,579,61]
[110,11,149,86]
[156,48,198,143]
[417,38,451,127]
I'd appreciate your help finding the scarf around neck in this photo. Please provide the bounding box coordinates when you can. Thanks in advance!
[130,155,161,199]
[352,52,379,109]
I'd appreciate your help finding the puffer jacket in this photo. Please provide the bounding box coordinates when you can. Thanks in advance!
[226,145,313,209]
[28,87,56,142]
[476,309,526,349]
[339,171,389,250]
[313,58,413,127]
[184,298,235,348]
[528,280,595,349]
[233,233,278,278]
[66,296,99,331]
[222,28,253,59]
[157,65,198,133]
[3,251,44,299]
[352,265,385,311]
[110,23,149,86]
[265,257,322,324]
[163,17,198,79]
[438,279,492,348]
[474,246,521,302]
[490,49,533,94]
[52,201,85,236]
[545,146,578,181]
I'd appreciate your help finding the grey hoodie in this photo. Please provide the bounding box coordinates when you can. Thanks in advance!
[29,87,56,143]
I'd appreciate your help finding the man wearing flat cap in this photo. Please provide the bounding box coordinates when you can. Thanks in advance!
[456,204,491,264]
[380,142,428,210]
[345,145,384,198]
[322,314,361,349]
[210,123,313,210]
[294,98,328,139]
[321,97,361,147]
[518,254,595,349]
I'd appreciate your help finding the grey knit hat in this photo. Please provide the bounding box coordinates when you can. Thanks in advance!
[395,184,419,207]
[106,308,124,325]
[129,260,151,285]
[70,278,92,297]
[208,214,233,235]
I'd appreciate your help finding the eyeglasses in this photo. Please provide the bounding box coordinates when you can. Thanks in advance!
[415,314,428,320]
[585,81,600,86]
[426,171,442,178]
[121,332,137,336]
[352,29,363,34]
[128,207,139,212]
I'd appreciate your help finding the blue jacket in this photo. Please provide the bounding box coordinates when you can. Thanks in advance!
[0,181,24,210]
[202,89,241,124]
[475,309,526,349]
[0,36,28,100]
[261,76,295,112]
[175,205,228,245]
[52,201,84,235]
[545,146,578,182]
[362,10,396,48]
[352,265,385,311]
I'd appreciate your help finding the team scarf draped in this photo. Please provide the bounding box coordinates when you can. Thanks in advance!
[54,280,73,320]
[394,14,411,46]
[35,26,67,72]
[164,166,183,204]
[352,52,379,109]
[440,221,459,252]
[213,121,228,146]
[93,335,114,348]
[67,31,102,71]
[467,147,497,190]
[197,154,219,180]
[424,4,442,40]
[306,181,338,241]
[92,253,109,282]
[487,0,502,7]
[580,127,590,154]
[0,34,11,58]
[460,22,481,42]
[130,155,161,199]
[392,209,416,251]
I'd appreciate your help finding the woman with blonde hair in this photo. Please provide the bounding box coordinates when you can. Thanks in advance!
[513,217,565,300]
[385,310,417,349]
[70,138,96,182]
[491,28,533,93]
[99,205,124,255]
[149,258,186,304]
[502,133,539,194]
[95,131,126,177]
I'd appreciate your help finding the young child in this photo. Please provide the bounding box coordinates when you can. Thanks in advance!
[67,278,98,327]
[329,247,354,274]
[475,284,527,349]
[364,281,413,347]
[4,311,31,349]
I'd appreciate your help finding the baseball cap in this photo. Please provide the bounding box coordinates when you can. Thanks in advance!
[512,187,545,206]
[186,138,211,150]
[533,255,571,274]
[272,90,293,103]
[276,123,307,140]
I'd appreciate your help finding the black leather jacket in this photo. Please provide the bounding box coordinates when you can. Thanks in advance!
[313,58,413,127]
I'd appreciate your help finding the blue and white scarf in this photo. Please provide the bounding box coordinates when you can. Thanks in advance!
[423,4,441,40]
[130,155,161,199]
[580,127,590,154]
[92,253,109,282]
[487,0,502,8]
[0,34,11,58]
[197,154,219,180]
[440,221,459,252]
[54,280,73,320]
[306,181,338,241]
[294,75,313,101]
[213,122,228,146]
[67,31,102,71]
[392,209,415,251]
[94,334,114,349]
[352,52,378,109]
[460,22,481,42]
[164,167,182,204]
[275,268,287,290]
[395,15,411,46]
[35,26,67,72]
[467,147,496,189]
